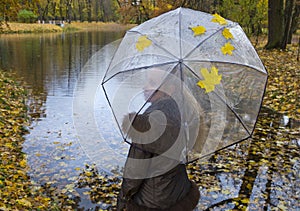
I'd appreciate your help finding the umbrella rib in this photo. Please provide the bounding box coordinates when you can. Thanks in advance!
[183,63,252,135]
[184,27,225,59]
[101,61,178,84]
[187,134,253,163]
[101,86,126,142]
[181,62,202,80]
[184,60,267,74]
[101,40,122,84]
[211,88,252,135]
[183,24,234,60]
[179,7,183,59]
[129,30,180,60]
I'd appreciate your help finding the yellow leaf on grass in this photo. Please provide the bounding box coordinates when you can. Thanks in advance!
[197,66,222,93]
[16,199,32,207]
[136,35,152,51]
[211,13,227,25]
[221,42,235,55]
[222,28,233,39]
[19,159,27,168]
[190,25,206,36]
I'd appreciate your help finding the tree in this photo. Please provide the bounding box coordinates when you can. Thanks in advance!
[289,2,300,43]
[87,0,92,22]
[265,0,298,49]
[0,0,20,22]
[117,0,181,23]
[215,0,268,37]
[77,0,85,22]
[182,0,214,12]
[17,9,38,23]
[36,0,50,21]
[66,0,72,23]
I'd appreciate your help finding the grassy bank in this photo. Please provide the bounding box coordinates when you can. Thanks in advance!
[66,21,135,32]
[1,22,63,33]
[1,22,135,34]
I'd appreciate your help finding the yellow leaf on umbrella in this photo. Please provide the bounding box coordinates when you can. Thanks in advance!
[221,42,235,55]
[136,35,152,51]
[221,189,231,195]
[277,202,288,211]
[85,171,93,177]
[197,66,222,93]
[190,25,206,36]
[222,28,233,39]
[211,13,227,25]
[240,198,250,204]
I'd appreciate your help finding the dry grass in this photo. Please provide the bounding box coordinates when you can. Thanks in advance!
[1,22,63,33]
[1,22,135,34]
[68,21,135,31]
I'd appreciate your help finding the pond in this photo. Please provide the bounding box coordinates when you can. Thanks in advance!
[0,31,299,210]
[0,31,129,209]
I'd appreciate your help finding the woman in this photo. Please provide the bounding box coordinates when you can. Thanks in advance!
[117,69,200,211]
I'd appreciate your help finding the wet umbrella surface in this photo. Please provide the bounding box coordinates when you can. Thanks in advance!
[101,7,268,177]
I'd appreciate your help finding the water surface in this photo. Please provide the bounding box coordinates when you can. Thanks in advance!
[0,31,127,209]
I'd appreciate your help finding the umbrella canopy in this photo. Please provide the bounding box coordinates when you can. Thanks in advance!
[101,7,267,170]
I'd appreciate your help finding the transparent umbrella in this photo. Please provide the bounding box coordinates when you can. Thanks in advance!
[101,7,268,178]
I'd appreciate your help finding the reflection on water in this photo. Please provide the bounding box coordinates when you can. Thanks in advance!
[0,32,122,96]
[0,32,299,210]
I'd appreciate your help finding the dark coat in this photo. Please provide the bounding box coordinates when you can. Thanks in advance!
[117,96,200,211]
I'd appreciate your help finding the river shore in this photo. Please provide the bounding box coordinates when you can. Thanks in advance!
[1,22,135,34]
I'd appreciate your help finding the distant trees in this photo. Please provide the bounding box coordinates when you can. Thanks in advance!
[0,0,21,31]
[1,0,119,24]
[116,0,269,37]
[216,0,268,37]
[0,0,298,50]
[116,0,184,23]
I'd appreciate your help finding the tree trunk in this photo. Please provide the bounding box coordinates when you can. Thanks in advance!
[266,0,297,49]
[67,0,72,23]
[51,2,57,20]
[282,0,296,47]
[288,3,299,43]
[59,0,64,21]
[87,0,92,22]
[36,3,43,21]
[78,1,84,22]
[265,0,285,49]
[95,0,100,22]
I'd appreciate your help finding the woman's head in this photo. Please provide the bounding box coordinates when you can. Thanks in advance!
[143,68,176,103]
